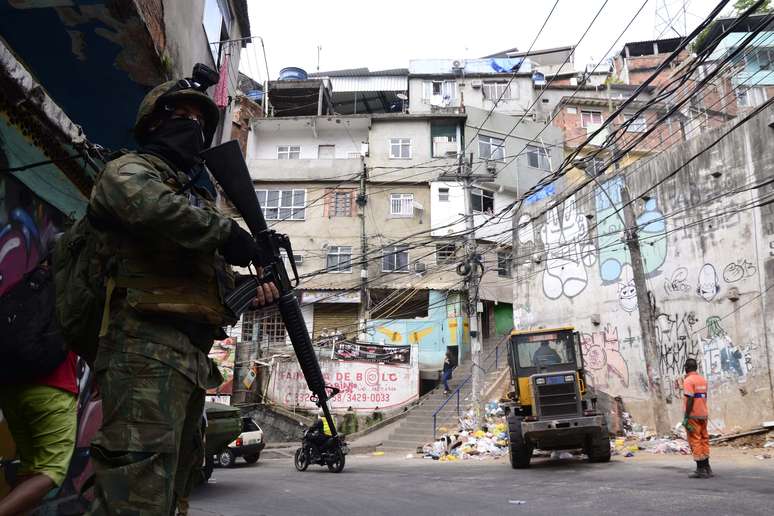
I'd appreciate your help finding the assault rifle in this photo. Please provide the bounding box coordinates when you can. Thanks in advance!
[201,140,339,436]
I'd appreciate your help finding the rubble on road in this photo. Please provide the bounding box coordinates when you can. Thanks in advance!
[420,401,509,461]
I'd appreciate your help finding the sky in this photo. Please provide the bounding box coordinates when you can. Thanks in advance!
[239,0,735,83]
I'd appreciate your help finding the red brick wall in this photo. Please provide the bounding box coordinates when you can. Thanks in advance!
[231,96,263,155]
[134,0,166,56]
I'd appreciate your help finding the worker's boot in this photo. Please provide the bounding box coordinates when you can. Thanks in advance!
[689,461,709,479]
[704,459,714,477]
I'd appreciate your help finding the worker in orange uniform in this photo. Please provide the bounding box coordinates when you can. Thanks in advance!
[682,358,712,479]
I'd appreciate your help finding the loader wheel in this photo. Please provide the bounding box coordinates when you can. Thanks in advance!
[507,416,532,469]
[587,432,611,463]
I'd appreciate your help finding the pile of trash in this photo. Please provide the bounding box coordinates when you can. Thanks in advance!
[609,420,692,458]
[421,402,509,461]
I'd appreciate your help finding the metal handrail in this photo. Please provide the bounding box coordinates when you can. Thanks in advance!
[432,334,509,439]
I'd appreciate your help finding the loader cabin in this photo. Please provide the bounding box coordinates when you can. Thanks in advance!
[506,327,586,415]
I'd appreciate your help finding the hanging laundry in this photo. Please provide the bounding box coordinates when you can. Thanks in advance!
[214,53,230,108]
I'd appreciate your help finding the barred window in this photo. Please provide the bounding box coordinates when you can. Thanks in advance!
[497,251,513,278]
[390,193,414,217]
[436,244,456,264]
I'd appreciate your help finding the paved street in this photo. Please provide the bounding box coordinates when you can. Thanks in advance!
[189,450,774,516]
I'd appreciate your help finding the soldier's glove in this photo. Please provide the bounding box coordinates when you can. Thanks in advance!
[221,220,258,266]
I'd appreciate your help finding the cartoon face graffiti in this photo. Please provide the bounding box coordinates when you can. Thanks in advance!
[618,280,637,313]
[617,265,637,313]
[697,264,720,302]
[540,196,597,300]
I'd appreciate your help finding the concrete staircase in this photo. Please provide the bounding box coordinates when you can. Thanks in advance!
[379,338,509,453]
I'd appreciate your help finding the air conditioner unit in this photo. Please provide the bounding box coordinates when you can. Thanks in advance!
[452,59,466,70]
[486,161,497,172]
[414,262,427,273]
[471,79,483,89]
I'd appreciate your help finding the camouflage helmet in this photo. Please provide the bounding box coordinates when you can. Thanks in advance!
[134,79,221,147]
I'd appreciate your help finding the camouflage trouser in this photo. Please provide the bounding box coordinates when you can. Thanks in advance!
[87,350,205,516]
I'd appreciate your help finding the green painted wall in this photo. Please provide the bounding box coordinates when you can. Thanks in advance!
[494,303,513,335]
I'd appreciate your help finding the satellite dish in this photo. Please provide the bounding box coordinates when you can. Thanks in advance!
[396,93,408,100]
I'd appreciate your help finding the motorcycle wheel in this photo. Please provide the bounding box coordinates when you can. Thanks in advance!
[294,448,309,472]
[327,447,345,473]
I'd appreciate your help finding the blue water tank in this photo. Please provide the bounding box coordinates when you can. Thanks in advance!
[279,67,308,80]
[246,90,263,102]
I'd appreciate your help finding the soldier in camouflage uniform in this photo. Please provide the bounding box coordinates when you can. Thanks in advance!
[87,76,277,515]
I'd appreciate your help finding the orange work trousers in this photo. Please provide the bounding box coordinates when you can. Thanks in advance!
[687,418,710,461]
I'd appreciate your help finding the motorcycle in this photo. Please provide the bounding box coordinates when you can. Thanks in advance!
[294,425,349,473]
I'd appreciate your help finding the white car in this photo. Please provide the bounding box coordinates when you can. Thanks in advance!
[216,417,266,467]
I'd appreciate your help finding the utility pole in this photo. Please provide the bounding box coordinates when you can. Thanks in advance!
[357,160,369,341]
[621,185,670,435]
[440,153,494,415]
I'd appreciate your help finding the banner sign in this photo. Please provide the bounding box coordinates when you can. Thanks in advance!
[267,357,419,413]
[332,341,411,365]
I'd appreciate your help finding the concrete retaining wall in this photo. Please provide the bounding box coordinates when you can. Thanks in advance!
[513,107,774,431]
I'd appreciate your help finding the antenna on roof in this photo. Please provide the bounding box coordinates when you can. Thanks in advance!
[317,44,322,71]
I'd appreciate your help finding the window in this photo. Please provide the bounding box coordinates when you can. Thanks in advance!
[625,114,647,133]
[261,310,287,348]
[389,138,411,159]
[581,110,603,128]
[478,135,504,161]
[482,81,512,100]
[327,189,353,217]
[277,145,300,159]
[526,145,551,170]
[382,245,409,272]
[422,80,457,100]
[255,189,306,220]
[318,145,335,159]
[326,246,352,273]
[471,188,494,213]
[497,251,513,278]
[438,188,450,202]
[202,0,232,63]
[436,244,456,264]
[390,193,414,217]
[754,48,774,70]
[431,122,458,157]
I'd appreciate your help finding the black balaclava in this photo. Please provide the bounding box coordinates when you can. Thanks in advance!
[140,117,205,172]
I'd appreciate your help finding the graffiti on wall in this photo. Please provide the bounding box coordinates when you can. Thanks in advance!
[664,267,691,296]
[697,263,721,302]
[722,259,757,283]
[595,176,667,285]
[1,176,64,296]
[617,264,637,313]
[656,311,701,379]
[701,316,752,382]
[581,324,630,389]
[540,195,597,299]
[207,337,236,396]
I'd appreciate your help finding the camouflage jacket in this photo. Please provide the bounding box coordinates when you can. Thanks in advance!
[90,152,235,387]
